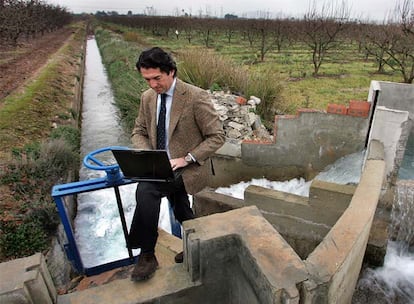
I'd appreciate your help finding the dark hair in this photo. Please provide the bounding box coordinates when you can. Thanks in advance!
[136,47,177,77]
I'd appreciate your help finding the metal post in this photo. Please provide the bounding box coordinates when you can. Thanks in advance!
[113,185,134,260]
[168,203,182,238]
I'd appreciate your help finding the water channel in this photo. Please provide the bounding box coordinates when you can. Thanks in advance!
[75,37,172,267]
[76,36,414,302]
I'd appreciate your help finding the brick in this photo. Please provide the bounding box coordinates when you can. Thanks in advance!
[347,108,370,117]
[349,100,371,111]
[235,96,247,105]
[327,103,347,115]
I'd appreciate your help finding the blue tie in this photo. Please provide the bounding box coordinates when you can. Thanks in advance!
[157,93,167,150]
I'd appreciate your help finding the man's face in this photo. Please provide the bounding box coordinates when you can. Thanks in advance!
[140,67,174,94]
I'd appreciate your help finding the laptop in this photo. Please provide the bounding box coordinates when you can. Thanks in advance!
[111,148,182,182]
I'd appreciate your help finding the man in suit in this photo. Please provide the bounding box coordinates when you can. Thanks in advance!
[128,47,225,281]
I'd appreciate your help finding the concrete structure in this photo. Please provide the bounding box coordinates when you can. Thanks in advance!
[1,79,412,303]
[1,140,385,304]
[242,110,369,177]
[0,253,57,304]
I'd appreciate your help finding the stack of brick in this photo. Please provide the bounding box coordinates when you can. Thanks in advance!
[327,100,371,117]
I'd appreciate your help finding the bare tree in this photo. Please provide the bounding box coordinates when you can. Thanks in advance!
[255,18,276,61]
[386,0,414,83]
[301,0,350,76]
[194,18,217,48]
[0,0,71,46]
[361,23,390,73]
[363,0,414,83]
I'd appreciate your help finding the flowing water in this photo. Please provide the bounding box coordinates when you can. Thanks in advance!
[352,133,414,303]
[354,183,414,303]
[77,36,414,300]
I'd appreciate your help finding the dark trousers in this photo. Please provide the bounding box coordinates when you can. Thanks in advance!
[128,176,194,253]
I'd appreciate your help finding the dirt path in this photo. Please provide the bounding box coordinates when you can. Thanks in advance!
[0,26,74,100]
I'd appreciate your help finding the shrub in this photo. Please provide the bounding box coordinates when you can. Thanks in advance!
[244,67,284,121]
[0,219,48,258]
[123,31,147,45]
[50,125,80,151]
[177,48,247,92]
[95,28,145,132]
[177,49,283,122]
[0,139,78,259]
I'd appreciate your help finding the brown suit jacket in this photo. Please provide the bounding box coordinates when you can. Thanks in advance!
[131,79,225,194]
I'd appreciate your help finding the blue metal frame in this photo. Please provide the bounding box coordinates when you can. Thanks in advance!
[52,147,182,276]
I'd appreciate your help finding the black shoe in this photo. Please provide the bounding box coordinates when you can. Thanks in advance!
[131,253,159,282]
[174,251,184,263]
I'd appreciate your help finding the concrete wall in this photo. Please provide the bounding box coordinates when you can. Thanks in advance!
[369,80,414,121]
[241,110,369,175]
[209,154,305,188]
[0,253,57,304]
[184,206,309,303]
[303,140,386,304]
[367,80,413,192]
[195,173,357,260]
[367,106,410,186]
[211,101,371,188]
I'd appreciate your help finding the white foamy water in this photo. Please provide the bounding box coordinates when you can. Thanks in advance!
[215,150,365,200]
[355,183,414,303]
[315,150,364,185]
[216,177,312,198]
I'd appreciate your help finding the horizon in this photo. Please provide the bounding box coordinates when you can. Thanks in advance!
[46,0,400,22]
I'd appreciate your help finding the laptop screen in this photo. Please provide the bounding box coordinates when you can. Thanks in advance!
[111,149,175,182]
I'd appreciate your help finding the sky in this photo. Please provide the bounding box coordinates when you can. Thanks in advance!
[46,0,399,21]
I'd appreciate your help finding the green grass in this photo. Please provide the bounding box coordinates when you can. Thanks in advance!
[94,28,148,132]
[0,35,82,152]
[0,65,61,146]
[0,139,78,259]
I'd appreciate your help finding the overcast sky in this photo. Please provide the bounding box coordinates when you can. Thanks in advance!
[46,0,399,21]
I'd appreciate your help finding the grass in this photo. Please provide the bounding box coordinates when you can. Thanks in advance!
[0,32,83,159]
[0,139,79,259]
[0,67,61,146]
[94,27,148,131]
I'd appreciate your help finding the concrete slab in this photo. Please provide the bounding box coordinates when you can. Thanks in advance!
[0,253,56,304]
[184,206,309,303]
[58,229,187,304]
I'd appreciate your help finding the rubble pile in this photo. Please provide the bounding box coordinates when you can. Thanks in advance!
[209,91,273,143]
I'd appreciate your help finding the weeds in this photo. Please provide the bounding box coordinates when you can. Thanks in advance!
[177,48,283,122]
[0,220,48,258]
[0,133,79,259]
[95,28,147,132]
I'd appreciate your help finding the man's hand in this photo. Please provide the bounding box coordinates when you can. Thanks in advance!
[170,157,189,171]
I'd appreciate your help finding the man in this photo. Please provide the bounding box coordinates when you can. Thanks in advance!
[128,47,225,281]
